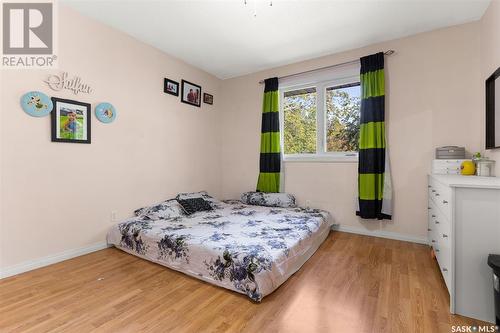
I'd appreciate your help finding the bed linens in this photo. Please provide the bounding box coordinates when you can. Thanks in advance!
[107,200,332,302]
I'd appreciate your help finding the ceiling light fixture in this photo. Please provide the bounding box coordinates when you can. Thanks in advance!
[244,0,273,17]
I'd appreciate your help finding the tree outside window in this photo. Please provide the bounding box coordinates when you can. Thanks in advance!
[282,82,360,156]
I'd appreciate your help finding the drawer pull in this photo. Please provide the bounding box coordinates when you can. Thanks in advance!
[427,207,431,210]
[431,240,436,243]
[442,200,448,204]
[442,268,448,272]
[435,221,440,224]
[427,228,432,231]
[435,193,440,197]
[432,215,436,218]
[431,190,436,193]
[442,234,448,238]
[428,185,431,188]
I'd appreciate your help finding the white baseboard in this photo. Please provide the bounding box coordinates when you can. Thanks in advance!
[0,242,110,279]
[0,227,427,279]
[331,224,429,245]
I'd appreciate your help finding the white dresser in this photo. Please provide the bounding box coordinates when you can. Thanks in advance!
[428,174,500,323]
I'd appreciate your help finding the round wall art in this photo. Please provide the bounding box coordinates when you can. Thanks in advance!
[20,91,53,117]
[95,102,116,123]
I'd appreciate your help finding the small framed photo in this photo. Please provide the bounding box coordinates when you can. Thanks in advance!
[51,97,91,144]
[203,93,213,105]
[181,80,201,107]
[164,78,179,96]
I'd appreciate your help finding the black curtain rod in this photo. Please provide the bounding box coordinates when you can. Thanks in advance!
[258,50,395,84]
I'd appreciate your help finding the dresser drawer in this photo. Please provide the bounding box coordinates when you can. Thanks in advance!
[432,168,460,175]
[429,198,451,240]
[428,203,439,246]
[437,235,452,293]
[432,159,466,167]
[428,178,452,220]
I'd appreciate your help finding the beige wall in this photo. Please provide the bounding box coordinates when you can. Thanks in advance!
[1,4,495,272]
[219,23,482,241]
[0,5,222,270]
[481,0,500,173]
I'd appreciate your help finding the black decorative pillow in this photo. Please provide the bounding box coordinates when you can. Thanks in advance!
[177,198,213,215]
[175,191,222,209]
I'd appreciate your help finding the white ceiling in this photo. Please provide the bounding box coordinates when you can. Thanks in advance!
[62,0,491,79]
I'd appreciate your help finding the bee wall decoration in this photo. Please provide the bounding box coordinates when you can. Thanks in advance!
[20,91,53,117]
[95,102,116,123]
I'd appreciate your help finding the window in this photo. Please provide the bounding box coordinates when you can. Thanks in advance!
[283,87,317,154]
[280,72,360,162]
[325,83,360,153]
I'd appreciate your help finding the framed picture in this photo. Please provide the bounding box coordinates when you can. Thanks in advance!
[164,78,179,96]
[181,80,201,107]
[51,97,91,144]
[203,93,213,105]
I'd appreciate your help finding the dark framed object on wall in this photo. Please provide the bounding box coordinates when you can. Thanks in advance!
[203,93,213,105]
[51,97,91,144]
[164,78,179,96]
[486,67,500,149]
[181,80,201,107]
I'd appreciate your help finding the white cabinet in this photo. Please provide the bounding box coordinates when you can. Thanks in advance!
[428,174,500,323]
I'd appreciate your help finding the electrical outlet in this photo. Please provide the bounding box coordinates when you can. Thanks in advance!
[111,211,117,222]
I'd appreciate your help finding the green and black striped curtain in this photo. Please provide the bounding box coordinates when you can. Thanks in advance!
[256,77,281,193]
[357,53,393,219]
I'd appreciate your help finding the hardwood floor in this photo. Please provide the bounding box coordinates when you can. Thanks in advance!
[0,231,490,332]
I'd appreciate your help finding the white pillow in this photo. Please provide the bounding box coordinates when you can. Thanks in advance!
[134,199,184,220]
[241,192,297,208]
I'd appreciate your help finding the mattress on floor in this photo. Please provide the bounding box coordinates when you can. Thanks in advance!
[107,200,332,302]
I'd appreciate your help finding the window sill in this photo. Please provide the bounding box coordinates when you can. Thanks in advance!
[283,154,358,163]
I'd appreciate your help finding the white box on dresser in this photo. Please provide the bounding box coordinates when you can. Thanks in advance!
[431,159,466,175]
[428,174,500,323]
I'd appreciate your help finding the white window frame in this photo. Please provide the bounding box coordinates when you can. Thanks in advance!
[280,74,361,163]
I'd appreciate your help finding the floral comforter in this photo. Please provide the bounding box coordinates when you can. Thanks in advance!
[107,200,332,302]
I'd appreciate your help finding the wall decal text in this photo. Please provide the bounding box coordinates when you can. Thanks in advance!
[44,72,93,95]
